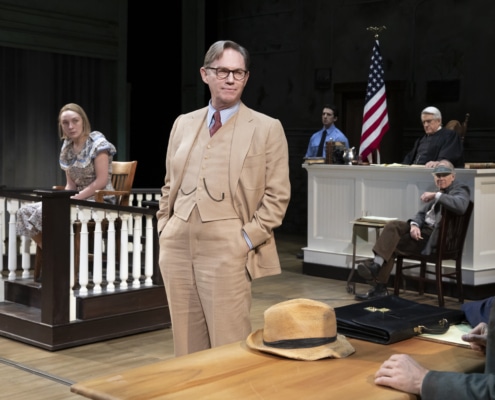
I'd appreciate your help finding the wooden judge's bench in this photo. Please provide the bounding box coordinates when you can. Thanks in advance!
[301,164,495,296]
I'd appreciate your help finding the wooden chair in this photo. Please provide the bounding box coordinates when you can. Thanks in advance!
[445,113,470,143]
[34,160,138,283]
[94,161,137,207]
[393,201,474,307]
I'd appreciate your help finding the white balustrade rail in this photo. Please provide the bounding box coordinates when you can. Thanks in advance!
[73,204,151,296]
[0,190,162,321]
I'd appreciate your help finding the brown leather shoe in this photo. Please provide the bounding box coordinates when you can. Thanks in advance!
[354,284,389,301]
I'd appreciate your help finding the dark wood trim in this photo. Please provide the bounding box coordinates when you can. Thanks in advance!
[0,188,170,351]
[0,304,170,351]
[303,262,493,301]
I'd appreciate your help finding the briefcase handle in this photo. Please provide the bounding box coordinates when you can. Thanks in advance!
[414,318,449,335]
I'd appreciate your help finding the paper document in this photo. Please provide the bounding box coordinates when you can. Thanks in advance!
[419,323,472,348]
[303,157,325,164]
[358,216,398,224]
[372,163,427,168]
[371,163,405,167]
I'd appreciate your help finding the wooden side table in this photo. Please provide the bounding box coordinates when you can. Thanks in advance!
[347,218,391,294]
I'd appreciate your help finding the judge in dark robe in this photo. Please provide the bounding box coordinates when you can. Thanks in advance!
[402,106,464,168]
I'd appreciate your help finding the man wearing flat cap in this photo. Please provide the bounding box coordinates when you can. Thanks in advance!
[355,160,471,300]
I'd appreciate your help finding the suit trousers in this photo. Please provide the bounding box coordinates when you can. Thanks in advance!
[159,206,252,357]
[373,220,432,284]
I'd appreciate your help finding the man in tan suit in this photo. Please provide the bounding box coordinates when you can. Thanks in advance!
[157,40,291,357]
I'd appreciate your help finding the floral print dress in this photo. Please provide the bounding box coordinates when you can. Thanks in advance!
[16,131,116,239]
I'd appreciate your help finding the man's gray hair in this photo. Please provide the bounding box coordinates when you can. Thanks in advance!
[203,40,250,70]
[421,106,442,121]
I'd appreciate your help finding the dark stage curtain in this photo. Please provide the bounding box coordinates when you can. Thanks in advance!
[0,46,116,189]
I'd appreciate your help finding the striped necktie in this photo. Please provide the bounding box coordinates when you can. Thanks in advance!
[210,110,222,136]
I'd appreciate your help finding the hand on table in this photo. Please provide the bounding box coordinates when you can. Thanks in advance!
[374,354,428,395]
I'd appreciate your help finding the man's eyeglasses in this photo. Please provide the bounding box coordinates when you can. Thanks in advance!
[422,119,437,125]
[206,67,248,81]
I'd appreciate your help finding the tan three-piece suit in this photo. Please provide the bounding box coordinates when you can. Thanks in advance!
[157,102,290,356]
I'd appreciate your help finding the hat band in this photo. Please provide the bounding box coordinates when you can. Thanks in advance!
[263,335,337,349]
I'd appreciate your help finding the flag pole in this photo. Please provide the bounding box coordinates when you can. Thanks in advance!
[367,26,386,164]
[359,25,389,165]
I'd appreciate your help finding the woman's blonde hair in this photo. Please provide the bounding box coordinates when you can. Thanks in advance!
[58,103,91,139]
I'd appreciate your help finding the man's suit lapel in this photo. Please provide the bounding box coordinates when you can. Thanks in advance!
[176,109,206,163]
[230,103,255,192]
[171,108,207,201]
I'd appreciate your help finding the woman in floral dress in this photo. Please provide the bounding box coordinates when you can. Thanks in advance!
[16,103,117,250]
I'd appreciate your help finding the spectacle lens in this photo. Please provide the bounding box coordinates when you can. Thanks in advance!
[206,67,247,81]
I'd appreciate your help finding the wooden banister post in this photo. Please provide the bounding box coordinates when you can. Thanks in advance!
[36,189,76,325]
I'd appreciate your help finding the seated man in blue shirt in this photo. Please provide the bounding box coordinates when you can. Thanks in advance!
[305,105,350,158]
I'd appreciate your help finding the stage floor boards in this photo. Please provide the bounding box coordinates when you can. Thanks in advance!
[0,233,465,399]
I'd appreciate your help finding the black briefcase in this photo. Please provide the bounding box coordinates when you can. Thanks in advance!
[335,295,466,344]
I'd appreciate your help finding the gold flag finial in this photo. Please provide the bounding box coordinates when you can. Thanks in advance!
[366,26,387,39]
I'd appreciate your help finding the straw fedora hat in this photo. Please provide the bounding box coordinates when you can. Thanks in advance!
[246,298,355,360]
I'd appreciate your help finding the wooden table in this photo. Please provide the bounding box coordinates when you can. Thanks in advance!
[70,337,485,400]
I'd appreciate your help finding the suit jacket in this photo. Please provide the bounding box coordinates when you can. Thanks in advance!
[157,102,291,279]
[421,299,495,399]
[408,180,470,255]
[402,127,465,167]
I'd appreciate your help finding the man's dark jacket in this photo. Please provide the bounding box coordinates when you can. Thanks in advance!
[402,127,464,167]
[422,299,495,399]
[408,179,470,255]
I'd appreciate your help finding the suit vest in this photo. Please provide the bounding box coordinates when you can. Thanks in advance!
[174,115,238,222]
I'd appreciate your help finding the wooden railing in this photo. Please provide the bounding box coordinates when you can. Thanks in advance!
[1,189,162,290]
[0,187,169,351]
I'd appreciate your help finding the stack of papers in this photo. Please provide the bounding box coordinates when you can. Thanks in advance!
[371,164,426,168]
[419,323,472,348]
[303,157,325,164]
[357,216,398,224]
[371,163,405,167]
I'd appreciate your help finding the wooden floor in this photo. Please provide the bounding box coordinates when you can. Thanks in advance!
[0,233,466,400]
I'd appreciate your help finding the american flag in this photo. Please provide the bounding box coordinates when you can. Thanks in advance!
[359,40,389,162]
